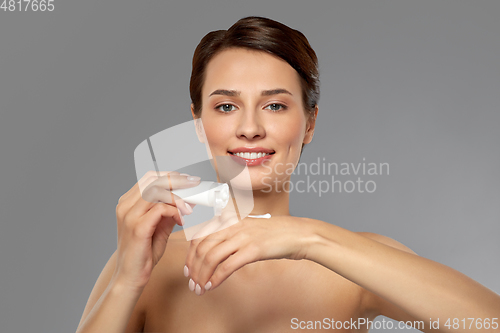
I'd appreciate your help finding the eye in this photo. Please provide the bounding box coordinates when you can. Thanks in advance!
[265,103,287,112]
[215,104,237,113]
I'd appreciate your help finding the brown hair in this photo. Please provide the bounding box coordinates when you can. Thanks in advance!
[190,16,320,118]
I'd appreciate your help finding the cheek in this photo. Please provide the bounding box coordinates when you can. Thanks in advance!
[271,117,306,149]
[201,116,230,150]
[268,117,306,177]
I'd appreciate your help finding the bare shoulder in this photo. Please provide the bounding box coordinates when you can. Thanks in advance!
[356,231,417,255]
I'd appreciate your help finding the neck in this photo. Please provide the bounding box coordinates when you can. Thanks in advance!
[248,178,291,216]
[251,189,290,216]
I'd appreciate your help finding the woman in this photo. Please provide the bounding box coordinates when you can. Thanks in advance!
[76,16,500,333]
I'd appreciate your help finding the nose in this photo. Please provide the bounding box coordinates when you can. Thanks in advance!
[235,109,265,140]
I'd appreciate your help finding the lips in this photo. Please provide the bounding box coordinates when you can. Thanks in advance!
[228,147,275,166]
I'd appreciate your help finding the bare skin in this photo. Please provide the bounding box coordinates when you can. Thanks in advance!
[76,48,500,333]
[135,229,404,333]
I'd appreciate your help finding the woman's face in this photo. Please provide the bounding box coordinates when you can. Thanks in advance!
[193,47,316,190]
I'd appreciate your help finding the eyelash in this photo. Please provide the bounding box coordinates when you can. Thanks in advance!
[214,103,288,113]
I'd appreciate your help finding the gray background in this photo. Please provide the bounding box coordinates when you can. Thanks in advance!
[1,1,499,332]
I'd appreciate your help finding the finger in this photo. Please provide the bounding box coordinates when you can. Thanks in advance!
[118,170,172,213]
[138,170,173,193]
[184,221,224,277]
[203,244,260,294]
[184,210,240,282]
[140,185,192,215]
[141,172,201,196]
[136,202,183,239]
[188,232,227,285]
[185,211,240,279]
[123,188,189,225]
[150,209,181,258]
[141,173,200,213]
[184,235,205,277]
[194,238,241,295]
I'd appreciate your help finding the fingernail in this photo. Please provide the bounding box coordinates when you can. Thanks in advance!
[184,265,189,277]
[184,202,193,214]
[187,176,201,182]
[195,284,201,295]
[204,281,212,291]
[189,279,195,291]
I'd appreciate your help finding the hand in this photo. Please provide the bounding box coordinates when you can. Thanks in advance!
[112,171,200,290]
[184,214,311,295]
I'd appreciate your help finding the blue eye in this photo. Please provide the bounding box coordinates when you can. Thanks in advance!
[216,104,236,113]
[265,103,287,112]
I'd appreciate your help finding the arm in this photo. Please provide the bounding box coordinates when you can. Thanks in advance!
[305,219,500,332]
[76,250,146,333]
[184,215,500,332]
[76,171,200,332]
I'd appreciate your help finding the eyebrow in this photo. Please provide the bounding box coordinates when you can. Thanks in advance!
[208,88,293,97]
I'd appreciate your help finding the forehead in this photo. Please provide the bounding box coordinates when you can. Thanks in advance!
[202,48,302,97]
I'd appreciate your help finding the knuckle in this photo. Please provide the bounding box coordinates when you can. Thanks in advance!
[122,212,134,228]
[115,202,123,215]
[203,252,214,265]
[132,223,145,238]
[246,243,260,259]
[116,204,128,222]
[220,261,232,274]
[235,232,249,242]
[118,194,125,204]
[152,202,165,214]
[195,245,205,258]
[144,186,161,202]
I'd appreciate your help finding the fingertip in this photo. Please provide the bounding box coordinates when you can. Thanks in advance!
[186,176,201,182]
[174,198,189,216]
[177,213,185,227]
[184,202,193,215]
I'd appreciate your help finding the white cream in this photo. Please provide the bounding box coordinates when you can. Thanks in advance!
[171,181,230,216]
[248,213,271,219]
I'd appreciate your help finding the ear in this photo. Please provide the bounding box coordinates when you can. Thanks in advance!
[190,103,198,120]
[303,105,318,145]
[191,104,205,143]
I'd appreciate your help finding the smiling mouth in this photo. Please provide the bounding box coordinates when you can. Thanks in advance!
[228,151,275,159]
[227,151,275,166]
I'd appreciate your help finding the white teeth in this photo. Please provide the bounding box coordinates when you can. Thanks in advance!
[233,152,271,159]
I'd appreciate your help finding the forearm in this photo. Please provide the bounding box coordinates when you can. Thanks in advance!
[76,279,143,333]
[303,219,500,324]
